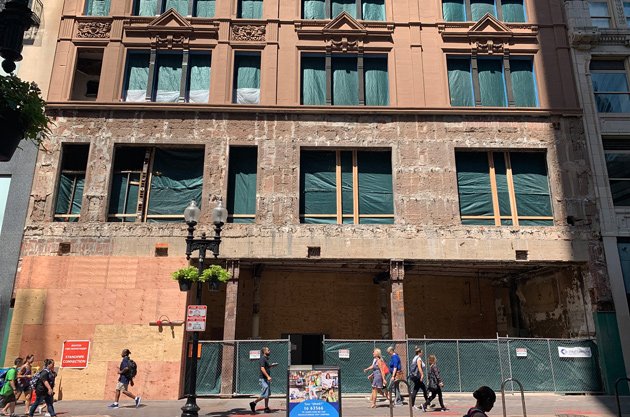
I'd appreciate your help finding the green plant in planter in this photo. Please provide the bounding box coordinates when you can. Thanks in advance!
[171,266,200,282]
[0,75,52,161]
[200,265,231,283]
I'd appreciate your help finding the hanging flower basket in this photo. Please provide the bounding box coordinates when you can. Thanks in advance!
[201,265,231,291]
[171,266,200,292]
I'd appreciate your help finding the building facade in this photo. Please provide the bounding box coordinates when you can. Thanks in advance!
[565,0,630,387]
[4,0,620,399]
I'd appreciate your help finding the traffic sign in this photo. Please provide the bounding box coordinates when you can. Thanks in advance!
[186,305,207,332]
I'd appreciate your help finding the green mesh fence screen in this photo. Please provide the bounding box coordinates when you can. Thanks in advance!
[236,341,291,395]
[197,342,224,395]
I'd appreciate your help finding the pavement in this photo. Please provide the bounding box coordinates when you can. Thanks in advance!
[15,394,630,417]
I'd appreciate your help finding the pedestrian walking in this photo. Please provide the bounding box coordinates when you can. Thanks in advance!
[464,386,496,417]
[249,347,277,414]
[386,346,404,405]
[363,348,389,408]
[408,347,428,410]
[423,355,446,411]
[108,349,141,409]
[15,354,35,416]
[1,357,23,417]
[27,359,56,417]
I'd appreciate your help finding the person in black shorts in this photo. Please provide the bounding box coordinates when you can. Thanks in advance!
[249,347,277,414]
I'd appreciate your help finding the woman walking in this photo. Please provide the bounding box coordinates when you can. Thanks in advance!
[363,348,389,408]
[464,386,496,417]
[28,359,56,417]
[423,354,446,411]
[16,354,35,416]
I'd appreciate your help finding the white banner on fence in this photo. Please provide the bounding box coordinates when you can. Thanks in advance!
[558,346,592,358]
[338,349,350,359]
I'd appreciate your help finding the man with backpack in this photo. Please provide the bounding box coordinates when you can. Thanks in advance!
[0,357,23,416]
[108,349,141,409]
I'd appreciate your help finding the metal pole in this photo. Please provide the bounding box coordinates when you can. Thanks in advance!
[547,339,557,392]
[497,335,504,388]
[506,340,514,392]
[235,341,240,394]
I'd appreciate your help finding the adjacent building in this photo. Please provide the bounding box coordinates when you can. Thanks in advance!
[3,0,622,399]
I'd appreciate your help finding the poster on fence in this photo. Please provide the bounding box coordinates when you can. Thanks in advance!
[288,367,340,417]
[558,346,592,358]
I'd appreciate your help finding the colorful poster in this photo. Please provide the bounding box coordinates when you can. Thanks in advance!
[288,368,340,417]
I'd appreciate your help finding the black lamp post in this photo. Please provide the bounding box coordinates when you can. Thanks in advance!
[181,199,228,417]
[0,0,36,73]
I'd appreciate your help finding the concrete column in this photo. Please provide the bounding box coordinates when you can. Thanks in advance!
[390,260,406,340]
[220,260,240,396]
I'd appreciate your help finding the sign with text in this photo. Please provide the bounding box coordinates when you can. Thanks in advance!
[338,349,350,359]
[186,305,207,332]
[250,350,261,360]
[61,340,90,368]
[558,346,592,358]
[515,348,527,358]
[288,367,340,417]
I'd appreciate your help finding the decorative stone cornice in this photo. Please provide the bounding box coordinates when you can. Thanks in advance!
[568,27,601,50]
[599,32,630,47]
[231,24,266,41]
[76,21,111,38]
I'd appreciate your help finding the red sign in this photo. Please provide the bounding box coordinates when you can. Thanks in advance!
[186,305,207,332]
[61,340,90,368]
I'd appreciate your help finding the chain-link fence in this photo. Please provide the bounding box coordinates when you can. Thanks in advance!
[196,337,600,396]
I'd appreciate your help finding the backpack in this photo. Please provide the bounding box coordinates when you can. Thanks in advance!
[409,357,419,378]
[0,368,9,389]
[29,369,45,391]
[126,359,138,379]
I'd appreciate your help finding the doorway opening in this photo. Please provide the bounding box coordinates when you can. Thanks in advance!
[283,334,324,365]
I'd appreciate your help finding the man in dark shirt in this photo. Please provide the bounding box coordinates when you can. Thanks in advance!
[249,347,277,414]
[108,349,141,409]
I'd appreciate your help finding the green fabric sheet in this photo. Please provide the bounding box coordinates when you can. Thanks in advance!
[471,0,495,20]
[124,52,150,102]
[478,59,506,107]
[85,0,110,16]
[302,56,326,105]
[510,152,552,218]
[109,173,140,222]
[455,152,494,220]
[362,0,385,21]
[357,151,393,223]
[447,58,473,106]
[443,0,466,21]
[166,0,188,14]
[303,0,326,18]
[492,152,511,217]
[332,0,356,18]
[510,58,536,107]
[55,174,85,219]
[227,147,257,223]
[332,56,358,105]
[234,54,261,104]
[155,53,183,102]
[300,151,337,222]
[501,0,525,22]
[340,152,353,218]
[188,54,211,103]
[137,0,158,15]
[619,242,630,294]
[195,0,215,16]
[364,57,389,106]
[147,149,204,221]
[239,0,263,18]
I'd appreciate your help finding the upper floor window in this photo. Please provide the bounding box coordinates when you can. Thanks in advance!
[54,144,90,222]
[134,0,214,16]
[590,60,630,113]
[443,0,525,22]
[603,139,630,207]
[237,0,263,18]
[84,0,110,16]
[108,147,204,222]
[302,0,385,20]
[227,147,257,223]
[624,2,630,26]
[233,52,261,104]
[455,151,553,226]
[301,54,389,106]
[123,51,211,103]
[447,56,537,107]
[300,150,394,224]
[589,0,611,28]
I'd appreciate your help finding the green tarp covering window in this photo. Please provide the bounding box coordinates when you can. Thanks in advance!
[195,0,215,16]
[510,152,552,223]
[303,0,326,18]
[332,57,358,105]
[357,151,393,224]
[619,242,630,301]
[447,58,473,106]
[234,54,261,104]
[55,145,90,222]
[188,54,211,103]
[147,149,204,222]
[332,0,356,18]
[478,59,506,107]
[510,58,536,107]
[502,0,525,22]
[136,0,158,15]
[605,153,630,206]
[155,53,183,102]
[165,0,188,14]
[300,151,337,224]
[443,0,466,21]
[108,147,146,222]
[363,0,385,21]
[471,0,495,20]
[85,0,110,16]
[238,0,263,18]
[364,57,389,106]
[227,147,257,223]
[302,56,326,105]
[124,52,150,102]
[493,153,511,224]
[455,152,494,222]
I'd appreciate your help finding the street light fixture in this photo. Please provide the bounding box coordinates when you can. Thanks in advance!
[181,199,228,417]
[0,0,36,73]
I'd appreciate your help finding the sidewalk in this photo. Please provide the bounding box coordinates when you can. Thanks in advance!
[29,394,630,417]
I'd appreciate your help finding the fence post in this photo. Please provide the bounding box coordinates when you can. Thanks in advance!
[424,339,428,384]
[288,338,291,366]
[235,341,240,394]
[456,340,462,392]
[547,339,557,392]
[497,335,504,386]
[506,339,514,392]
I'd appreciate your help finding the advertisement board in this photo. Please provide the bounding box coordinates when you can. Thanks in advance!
[558,346,592,358]
[61,340,90,368]
[288,367,340,417]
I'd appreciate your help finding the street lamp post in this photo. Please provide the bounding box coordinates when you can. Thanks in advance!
[0,0,36,73]
[181,199,228,417]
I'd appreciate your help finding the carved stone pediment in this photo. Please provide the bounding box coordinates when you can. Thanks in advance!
[147,8,193,30]
[322,12,367,35]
